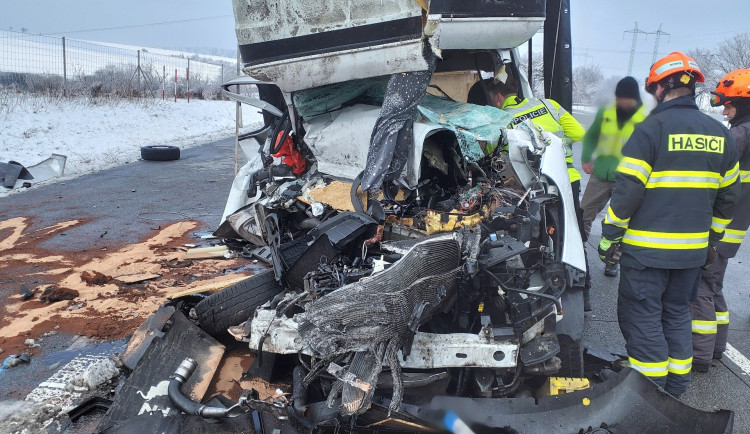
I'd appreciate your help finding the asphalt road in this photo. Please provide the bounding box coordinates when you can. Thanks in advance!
[0,137,239,251]
[2,113,750,431]
[574,109,750,432]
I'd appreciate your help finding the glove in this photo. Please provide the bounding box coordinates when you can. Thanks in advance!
[598,237,622,265]
[703,244,717,270]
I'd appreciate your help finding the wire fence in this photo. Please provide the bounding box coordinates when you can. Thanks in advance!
[0,29,236,100]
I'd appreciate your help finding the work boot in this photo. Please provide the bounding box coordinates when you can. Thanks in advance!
[693,359,711,373]
[604,263,619,277]
[713,351,724,361]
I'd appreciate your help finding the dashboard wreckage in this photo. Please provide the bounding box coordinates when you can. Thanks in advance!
[93,1,735,433]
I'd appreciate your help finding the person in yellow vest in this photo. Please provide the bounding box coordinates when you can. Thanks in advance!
[489,78,590,308]
[489,78,586,224]
[580,77,648,277]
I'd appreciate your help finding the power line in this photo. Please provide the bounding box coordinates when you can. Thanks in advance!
[624,22,648,75]
[649,24,670,64]
[49,15,233,35]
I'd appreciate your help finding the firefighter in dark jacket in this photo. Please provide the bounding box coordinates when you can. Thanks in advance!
[691,69,750,372]
[598,52,741,397]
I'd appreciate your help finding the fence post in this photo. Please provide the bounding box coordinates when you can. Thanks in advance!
[186,59,190,103]
[62,37,67,96]
[221,64,224,87]
[174,69,178,102]
[162,65,165,100]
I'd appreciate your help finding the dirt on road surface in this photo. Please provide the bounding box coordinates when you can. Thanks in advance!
[0,216,258,355]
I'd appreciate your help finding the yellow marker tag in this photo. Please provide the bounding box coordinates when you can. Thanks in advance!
[478,302,485,313]
[582,398,591,406]
[680,73,691,84]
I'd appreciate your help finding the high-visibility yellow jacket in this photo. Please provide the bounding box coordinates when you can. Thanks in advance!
[581,103,648,182]
[602,96,741,269]
[502,95,586,182]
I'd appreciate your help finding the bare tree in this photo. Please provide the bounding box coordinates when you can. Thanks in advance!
[518,52,544,97]
[689,32,750,109]
[716,32,750,76]
[573,64,604,105]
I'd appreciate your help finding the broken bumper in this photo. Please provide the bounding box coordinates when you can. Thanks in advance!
[416,368,734,434]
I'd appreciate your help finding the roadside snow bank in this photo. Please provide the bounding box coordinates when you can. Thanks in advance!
[1,97,260,196]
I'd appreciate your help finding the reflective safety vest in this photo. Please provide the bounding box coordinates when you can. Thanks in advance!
[502,96,585,183]
[591,104,647,181]
[602,96,740,269]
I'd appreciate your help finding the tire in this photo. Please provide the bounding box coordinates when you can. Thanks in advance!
[194,269,283,338]
[556,287,585,377]
[141,145,180,161]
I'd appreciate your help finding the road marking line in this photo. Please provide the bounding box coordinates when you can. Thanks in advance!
[725,343,750,376]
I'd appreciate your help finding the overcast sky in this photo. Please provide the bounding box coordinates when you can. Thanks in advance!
[1,0,748,77]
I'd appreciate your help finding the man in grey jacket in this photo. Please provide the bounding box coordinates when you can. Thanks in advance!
[691,69,750,372]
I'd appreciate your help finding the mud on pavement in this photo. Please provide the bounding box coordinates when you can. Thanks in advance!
[0,216,259,356]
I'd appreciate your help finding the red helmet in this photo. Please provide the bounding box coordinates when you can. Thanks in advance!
[646,52,705,94]
[710,69,750,107]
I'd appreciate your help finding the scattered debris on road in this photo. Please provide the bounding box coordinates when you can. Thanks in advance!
[2,353,31,368]
[0,154,67,190]
[0,216,264,356]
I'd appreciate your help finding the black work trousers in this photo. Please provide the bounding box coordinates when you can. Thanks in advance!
[618,261,701,395]
[690,253,729,361]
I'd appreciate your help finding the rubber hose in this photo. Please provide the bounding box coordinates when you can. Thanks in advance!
[168,358,234,418]
[291,365,308,417]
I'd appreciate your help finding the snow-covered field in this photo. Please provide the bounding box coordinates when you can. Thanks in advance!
[1,95,261,197]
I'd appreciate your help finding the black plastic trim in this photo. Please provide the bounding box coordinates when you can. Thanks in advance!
[239,16,423,66]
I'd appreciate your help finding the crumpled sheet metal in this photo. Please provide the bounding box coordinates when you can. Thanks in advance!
[360,44,436,192]
[297,234,461,415]
[418,95,514,162]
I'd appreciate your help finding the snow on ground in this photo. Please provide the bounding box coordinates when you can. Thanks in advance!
[1,96,261,197]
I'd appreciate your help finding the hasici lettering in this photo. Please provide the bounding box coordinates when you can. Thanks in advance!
[668,134,724,154]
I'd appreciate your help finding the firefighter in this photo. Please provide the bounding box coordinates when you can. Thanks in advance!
[488,79,593,309]
[691,69,750,373]
[580,77,648,278]
[598,52,740,397]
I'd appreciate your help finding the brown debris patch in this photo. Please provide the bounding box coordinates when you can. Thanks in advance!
[0,216,260,354]
[205,348,289,402]
[39,286,80,303]
[81,270,113,286]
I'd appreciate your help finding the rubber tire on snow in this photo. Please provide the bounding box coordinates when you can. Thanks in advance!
[194,269,283,338]
[141,145,180,161]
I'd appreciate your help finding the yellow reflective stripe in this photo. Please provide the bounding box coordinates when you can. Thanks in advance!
[604,206,630,228]
[617,157,652,185]
[692,320,718,334]
[623,229,709,250]
[668,357,693,375]
[720,162,740,188]
[740,170,750,183]
[711,216,732,233]
[716,311,729,325]
[646,170,722,189]
[721,228,746,244]
[628,357,668,377]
